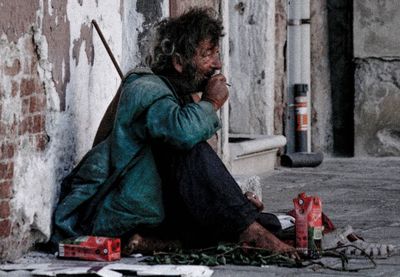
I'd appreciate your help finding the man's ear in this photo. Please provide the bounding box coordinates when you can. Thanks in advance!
[172,55,183,73]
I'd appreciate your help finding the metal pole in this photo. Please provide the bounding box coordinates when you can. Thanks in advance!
[91,20,124,79]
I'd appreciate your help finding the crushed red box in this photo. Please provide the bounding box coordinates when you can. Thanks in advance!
[58,236,121,261]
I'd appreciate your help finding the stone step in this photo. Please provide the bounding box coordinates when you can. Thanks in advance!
[229,135,286,176]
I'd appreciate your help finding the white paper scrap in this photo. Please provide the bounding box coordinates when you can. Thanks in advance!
[31,266,122,277]
[277,214,295,230]
[104,264,213,277]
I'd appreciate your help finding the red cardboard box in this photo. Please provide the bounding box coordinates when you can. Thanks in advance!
[58,236,121,261]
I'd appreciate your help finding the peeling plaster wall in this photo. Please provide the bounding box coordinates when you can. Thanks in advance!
[136,0,164,65]
[122,0,168,71]
[0,0,167,261]
[42,0,71,111]
[354,0,400,156]
[122,0,144,72]
[65,0,123,156]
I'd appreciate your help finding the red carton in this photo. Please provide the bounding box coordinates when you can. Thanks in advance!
[58,236,121,261]
[293,193,323,258]
[294,193,312,255]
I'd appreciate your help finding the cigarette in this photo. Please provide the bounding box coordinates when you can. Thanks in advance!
[211,71,231,87]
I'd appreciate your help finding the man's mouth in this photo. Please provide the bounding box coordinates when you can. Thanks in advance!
[205,70,216,79]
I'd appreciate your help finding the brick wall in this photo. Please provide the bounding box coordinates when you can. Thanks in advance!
[0,0,135,261]
[0,34,49,258]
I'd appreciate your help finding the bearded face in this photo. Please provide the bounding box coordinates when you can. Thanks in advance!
[182,61,216,92]
[181,38,222,92]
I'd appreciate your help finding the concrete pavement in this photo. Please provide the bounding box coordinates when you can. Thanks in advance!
[213,157,400,276]
[1,157,400,276]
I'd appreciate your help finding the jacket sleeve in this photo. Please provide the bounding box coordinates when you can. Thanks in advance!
[146,95,221,149]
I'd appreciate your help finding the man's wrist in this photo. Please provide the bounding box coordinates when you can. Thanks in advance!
[198,100,218,112]
[202,99,218,111]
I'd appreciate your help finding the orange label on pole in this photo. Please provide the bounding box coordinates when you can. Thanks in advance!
[295,95,308,132]
[296,113,308,131]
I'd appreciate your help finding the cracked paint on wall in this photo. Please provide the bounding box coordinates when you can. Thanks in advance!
[72,23,94,66]
[0,0,40,44]
[42,0,71,111]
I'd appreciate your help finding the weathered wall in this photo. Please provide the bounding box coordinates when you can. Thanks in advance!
[170,0,219,17]
[123,0,169,71]
[354,1,400,58]
[354,0,400,156]
[310,0,332,154]
[0,0,56,260]
[274,0,286,136]
[354,59,400,156]
[0,0,167,261]
[229,0,275,135]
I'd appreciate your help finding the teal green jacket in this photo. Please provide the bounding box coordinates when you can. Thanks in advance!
[53,72,221,240]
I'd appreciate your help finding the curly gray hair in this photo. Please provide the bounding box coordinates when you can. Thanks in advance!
[146,7,223,75]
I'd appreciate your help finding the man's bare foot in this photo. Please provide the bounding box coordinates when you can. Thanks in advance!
[240,221,300,260]
[122,233,182,256]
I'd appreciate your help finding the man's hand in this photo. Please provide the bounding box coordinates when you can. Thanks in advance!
[245,191,264,212]
[202,74,229,110]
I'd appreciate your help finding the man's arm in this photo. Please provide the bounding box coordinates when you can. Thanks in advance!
[146,97,221,149]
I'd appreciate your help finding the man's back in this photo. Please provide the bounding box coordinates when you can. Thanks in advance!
[52,72,220,244]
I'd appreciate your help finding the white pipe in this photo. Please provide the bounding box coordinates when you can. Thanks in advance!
[288,0,302,86]
[300,0,311,152]
[287,0,311,152]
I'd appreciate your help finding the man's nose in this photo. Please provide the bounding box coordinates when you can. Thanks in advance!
[212,55,222,70]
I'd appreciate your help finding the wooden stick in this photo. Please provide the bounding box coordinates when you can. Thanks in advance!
[91,20,123,79]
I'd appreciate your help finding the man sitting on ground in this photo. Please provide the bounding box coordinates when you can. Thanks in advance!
[51,8,298,259]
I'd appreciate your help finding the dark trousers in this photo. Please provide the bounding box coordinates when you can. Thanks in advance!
[150,141,260,247]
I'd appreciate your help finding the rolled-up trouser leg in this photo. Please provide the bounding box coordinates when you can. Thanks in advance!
[152,141,259,247]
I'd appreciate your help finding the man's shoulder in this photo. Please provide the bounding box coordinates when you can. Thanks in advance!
[119,70,176,107]
[124,70,171,95]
